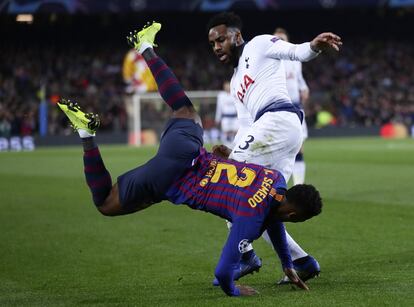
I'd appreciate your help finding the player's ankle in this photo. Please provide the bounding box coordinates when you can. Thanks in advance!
[78,128,95,138]
[81,136,97,151]
[139,42,153,54]
[241,250,254,261]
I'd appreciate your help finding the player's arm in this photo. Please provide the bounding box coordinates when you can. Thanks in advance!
[214,220,258,296]
[264,32,341,62]
[265,219,309,290]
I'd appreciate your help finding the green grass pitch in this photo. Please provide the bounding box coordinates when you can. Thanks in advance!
[1,137,413,306]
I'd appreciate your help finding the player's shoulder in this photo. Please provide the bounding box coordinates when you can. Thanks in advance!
[245,34,278,50]
[263,167,287,188]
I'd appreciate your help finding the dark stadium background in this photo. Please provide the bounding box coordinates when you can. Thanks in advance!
[0,0,413,146]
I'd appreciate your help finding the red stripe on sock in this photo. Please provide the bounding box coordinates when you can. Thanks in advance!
[159,77,180,94]
[84,148,100,157]
[88,176,112,189]
[168,91,187,106]
[147,57,159,66]
[152,64,168,79]
[84,164,105,172]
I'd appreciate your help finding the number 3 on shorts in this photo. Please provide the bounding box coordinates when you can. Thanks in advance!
[238,135,255,150]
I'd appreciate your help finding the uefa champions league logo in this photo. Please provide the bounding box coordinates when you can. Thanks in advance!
[238,239,250,253]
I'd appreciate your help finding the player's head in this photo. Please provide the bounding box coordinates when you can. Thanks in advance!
[207,12,244,65]
[274,27,289,42]
[279,184,322,222]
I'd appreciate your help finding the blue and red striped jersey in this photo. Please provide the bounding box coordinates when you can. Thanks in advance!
[165,148,291,296]
[166,148,286,222]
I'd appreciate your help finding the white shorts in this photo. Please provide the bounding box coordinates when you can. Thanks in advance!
[229,111,303,182]
[221,117,239,133]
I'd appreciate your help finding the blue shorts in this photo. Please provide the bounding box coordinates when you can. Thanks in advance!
[117,118,203,210]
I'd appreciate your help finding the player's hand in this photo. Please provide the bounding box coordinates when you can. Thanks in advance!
[212,144,232,159]
[284,268,309,291]
[310,32,342,52]
[236,284,259,296]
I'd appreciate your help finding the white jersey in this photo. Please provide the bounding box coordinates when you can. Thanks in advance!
[284,60,309,104]
[215,91,239,134]
[230,34,319,120]
[215,91,237,122]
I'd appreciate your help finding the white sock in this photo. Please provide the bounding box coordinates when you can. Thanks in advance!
[78,128,94,138]
[262,230,308,261]
[139,42,153,54]
[261,230,272,245]
[285,231,308,261]
[292,161,306,185]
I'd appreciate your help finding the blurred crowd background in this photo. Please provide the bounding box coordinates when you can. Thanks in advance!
[1,4,413,139]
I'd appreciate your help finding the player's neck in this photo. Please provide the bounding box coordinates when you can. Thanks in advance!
[232,42,246,68]
[271,201,294,222]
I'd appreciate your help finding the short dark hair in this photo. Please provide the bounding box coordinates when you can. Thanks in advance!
[286,184,322,218]
[206,12,242,33]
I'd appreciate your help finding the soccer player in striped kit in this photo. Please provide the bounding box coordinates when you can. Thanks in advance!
[57,22,323,297]
[207,12,341,284]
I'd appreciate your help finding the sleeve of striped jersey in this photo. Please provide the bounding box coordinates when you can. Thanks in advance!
[214,221,250,296]
[265,38,320,62]
[265,221,293,269]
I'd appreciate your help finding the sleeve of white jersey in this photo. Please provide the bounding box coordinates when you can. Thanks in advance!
[232,102,254,148]
[261,34,320,62]
[297,62,309,92]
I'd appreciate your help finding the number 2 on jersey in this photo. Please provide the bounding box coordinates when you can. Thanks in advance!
[211,162,256,188]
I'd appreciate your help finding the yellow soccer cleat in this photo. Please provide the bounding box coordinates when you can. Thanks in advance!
[57,98,100,135]
[127,21,162,52]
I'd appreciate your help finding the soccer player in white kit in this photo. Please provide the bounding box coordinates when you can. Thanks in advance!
[274,27,309,186]
[215,81,239,146]
[207,12,342,284]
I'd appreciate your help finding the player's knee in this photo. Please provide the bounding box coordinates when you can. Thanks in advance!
[172,106,202,125]
[97,205,117,216]
[96,200,121,216]
[97,185,123,216]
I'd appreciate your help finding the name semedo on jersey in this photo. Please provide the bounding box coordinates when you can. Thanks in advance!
[248,169,274,208]
[237,74,254,103]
